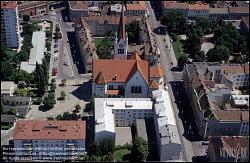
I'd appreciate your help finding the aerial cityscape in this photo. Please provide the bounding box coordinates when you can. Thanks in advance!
[1,1,249,162]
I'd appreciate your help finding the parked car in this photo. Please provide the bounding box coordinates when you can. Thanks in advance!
[54,50,58,53]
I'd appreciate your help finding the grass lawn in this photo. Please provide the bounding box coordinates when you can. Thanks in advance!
[114,148,131,162]
[172,35,187,60]
[94,37,113,47]
[1,122,13,130]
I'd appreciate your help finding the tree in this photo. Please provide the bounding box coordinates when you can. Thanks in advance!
[193,51,206,62]
[131,137,148,161]
[126,20,140,44]
[178,55,188,69]
[60,91,66,100]
[17,70,34,85]
[48,92,55,99]
[206,45,230,62]
[43,96,56,110]
[160,10,187,33]
[47,117,54,120]
[75,104,81,113]
[41,59,49,85]
[85,96,94,112]
[9,107,16,115]
[87,142,101,156]
[36,62,46,96]
[100,138,115,155]
[55,24,60,32]
[169,32,178,42]
[55,114,63,120]
[23,15,30,22]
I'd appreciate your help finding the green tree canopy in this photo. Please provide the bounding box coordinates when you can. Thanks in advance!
[160,10,187,33]
[206,45,230,62]
[100,138,115,155]
[131,137,148,161]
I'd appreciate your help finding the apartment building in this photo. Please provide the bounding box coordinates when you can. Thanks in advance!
[152,89,182,161]
[2,95,32,118]
[183,63,249,138]
[18,1,51,18]
[68,1,89,21]
[95,98,153,142]
[1,1,21,48]
[126,3,146,16]
[1,81,17,96]
[188,2,209,19]
[209,8,229,19]
[161,1,188,17]
[75,17,98,73]
[228,7,249,20]
[13,120,86,161]
[219,64,249,89]
[207,136,249,162]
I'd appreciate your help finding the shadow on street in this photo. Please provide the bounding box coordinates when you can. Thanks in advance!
[169,81,201,141]
[66,31,86,74]
[71,81,92,102]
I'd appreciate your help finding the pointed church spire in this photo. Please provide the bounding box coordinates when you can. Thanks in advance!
[118,4,125,41]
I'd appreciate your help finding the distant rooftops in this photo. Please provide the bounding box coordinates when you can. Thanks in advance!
[14,120,86,140]
[69,1,88,10]
[1,1,17,9]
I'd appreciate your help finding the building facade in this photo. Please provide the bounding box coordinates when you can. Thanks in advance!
[13,120,86,161]
[18,1,51,18]
[2,95,32,118]
[188,3,209,19]
[1,1,21,48]
[75,17,98,73]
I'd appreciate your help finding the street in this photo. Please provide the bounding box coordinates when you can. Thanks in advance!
[145,1,195,161]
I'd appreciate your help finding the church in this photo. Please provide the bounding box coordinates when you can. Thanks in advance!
[92,4,164,98]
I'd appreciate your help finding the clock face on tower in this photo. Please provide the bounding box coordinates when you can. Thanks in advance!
[119,43,124,48]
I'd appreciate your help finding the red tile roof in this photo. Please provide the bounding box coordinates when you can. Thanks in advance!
[149,80,159,89]
[93,59,148,84]
[220,64,249,75]
[1,1,16,9]
[229,7,249,14]
[150,63,164,78]
[163,1,188,10]
[188,3,209,10]
[126,4,146,11]
[14,120,86,140]
[129,51,141,60]
[69,1,88,10]
[208,136,249,159]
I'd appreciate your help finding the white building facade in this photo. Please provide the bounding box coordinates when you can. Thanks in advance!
[95,98,153,143]
[1,1,21,48]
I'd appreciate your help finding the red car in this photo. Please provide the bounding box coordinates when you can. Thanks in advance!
[52,68,58,72]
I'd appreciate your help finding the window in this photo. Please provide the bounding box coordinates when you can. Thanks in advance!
[131,86,135,93]
[138,86,142,93]
[118,48,124,54]
[109,85,113,89]
[135,86,138,93]
[118,85,123,90]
